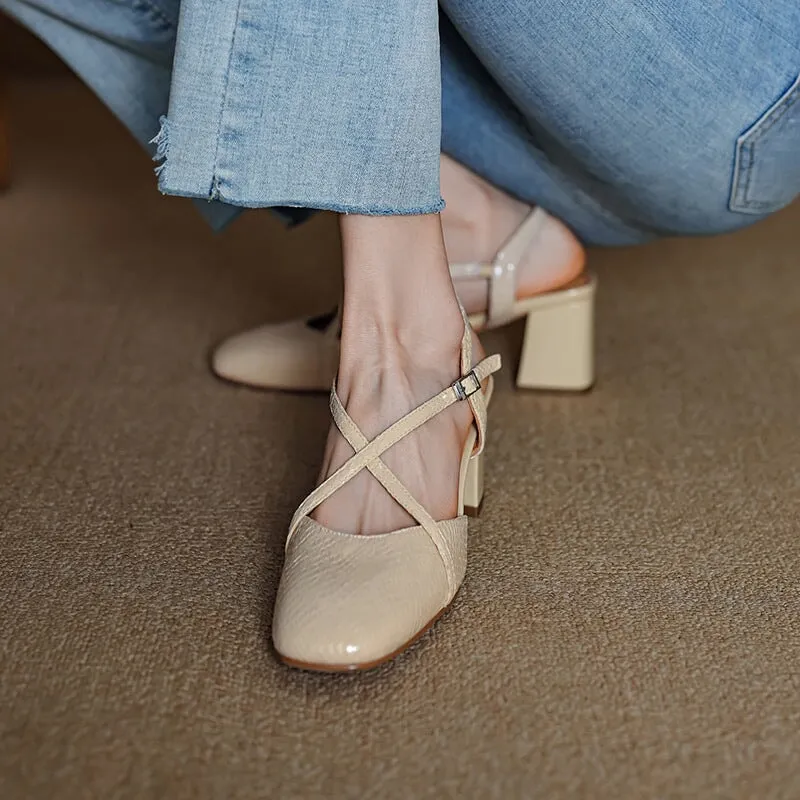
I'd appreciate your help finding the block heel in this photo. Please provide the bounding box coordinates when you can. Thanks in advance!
[463,451,484,518]
[515,278,596,392]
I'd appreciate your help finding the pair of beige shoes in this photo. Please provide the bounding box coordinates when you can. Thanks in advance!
[219,209,597,671]
[214,209,597,394]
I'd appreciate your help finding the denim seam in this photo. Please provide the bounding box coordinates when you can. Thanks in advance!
[208,0,246,202]
[741,83,799,208]
[730,74,800,213]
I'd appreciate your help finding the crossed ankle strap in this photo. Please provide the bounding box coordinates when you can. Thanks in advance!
[287,350,501,536]
[285,350,500,588]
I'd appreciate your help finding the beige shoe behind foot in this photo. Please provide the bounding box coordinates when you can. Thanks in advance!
[213,209,596,393]
[213,309,341,393]
[272,314,502,672]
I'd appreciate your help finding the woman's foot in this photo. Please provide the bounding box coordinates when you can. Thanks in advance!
[272,216,503,671]
[439,154,585,314]
[210,156,588,394]
[311,215,480,536]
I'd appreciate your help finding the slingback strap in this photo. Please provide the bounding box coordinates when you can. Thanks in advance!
[449,207,549,328]
[448,261,494,281]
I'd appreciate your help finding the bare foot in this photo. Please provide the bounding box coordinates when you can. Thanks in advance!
[310,215,486,536]
[311,326,483,535]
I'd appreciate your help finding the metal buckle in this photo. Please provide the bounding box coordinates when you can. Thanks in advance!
[452,370,480,401]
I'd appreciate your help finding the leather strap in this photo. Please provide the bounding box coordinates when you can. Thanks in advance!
[327,390,459,584]
[449,261,494,280]
[287,351,501,544]
[489,207,547,325]
[312,208,548,341]
[286,310,502,589]
[450,207,549,328]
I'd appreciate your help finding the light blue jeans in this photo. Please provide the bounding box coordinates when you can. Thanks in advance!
[3,0,799,245]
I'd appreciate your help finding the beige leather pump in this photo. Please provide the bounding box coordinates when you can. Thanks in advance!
[272,310,501,671]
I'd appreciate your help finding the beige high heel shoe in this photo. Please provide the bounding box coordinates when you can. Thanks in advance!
[212,208,596,393]
[272,313,502,672]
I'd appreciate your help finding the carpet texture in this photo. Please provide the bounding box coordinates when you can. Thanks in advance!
[1,77,799,800]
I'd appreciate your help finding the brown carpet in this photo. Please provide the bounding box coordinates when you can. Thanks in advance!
[2,76,799,800]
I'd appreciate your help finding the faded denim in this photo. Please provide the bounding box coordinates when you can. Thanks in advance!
[2,0,799,244]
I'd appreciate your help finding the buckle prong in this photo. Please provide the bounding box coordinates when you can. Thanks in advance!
[452,370,480,401]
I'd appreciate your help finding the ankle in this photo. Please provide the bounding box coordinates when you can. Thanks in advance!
[338,297,465,388]
[440,159,530,263]
[337,213,468,395]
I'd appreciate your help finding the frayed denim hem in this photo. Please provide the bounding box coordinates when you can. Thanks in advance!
[149,115,170,178]
[150,116,445,217]
[159,184,446,217]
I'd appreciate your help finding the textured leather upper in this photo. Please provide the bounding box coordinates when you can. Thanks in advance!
[271,313,501,668]
[272,516,467,667]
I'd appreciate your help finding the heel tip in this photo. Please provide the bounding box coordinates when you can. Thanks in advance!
[465,499,484,518]
[515,380,596,394]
